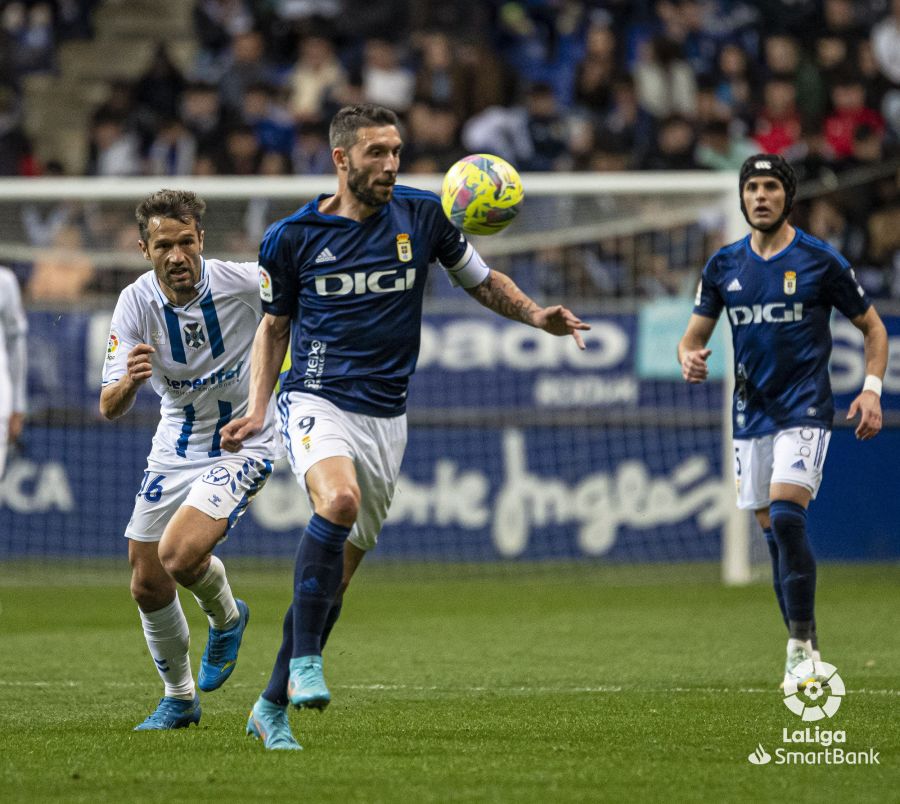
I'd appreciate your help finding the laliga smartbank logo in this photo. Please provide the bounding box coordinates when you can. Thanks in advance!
[782,658,844,720]
[747,661,881,767]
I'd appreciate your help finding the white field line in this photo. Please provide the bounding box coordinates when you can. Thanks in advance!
[0,679,897,696]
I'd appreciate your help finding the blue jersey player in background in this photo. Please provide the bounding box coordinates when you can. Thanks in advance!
[678,154,888,688]
[221,104,589,750]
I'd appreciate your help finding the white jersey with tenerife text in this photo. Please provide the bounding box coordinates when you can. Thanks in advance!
[102,258,278,463]
[0,266,28,422]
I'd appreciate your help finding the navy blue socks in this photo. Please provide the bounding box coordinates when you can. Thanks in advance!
[261,515,350,706]
[763,526,789,626]
[769,500,816,641]
[262,605,293,706]
[291,513,350,658]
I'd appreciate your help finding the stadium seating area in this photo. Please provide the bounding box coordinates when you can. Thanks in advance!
[1,0,899,294]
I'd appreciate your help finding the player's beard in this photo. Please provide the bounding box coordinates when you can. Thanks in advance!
[347,163,392,208]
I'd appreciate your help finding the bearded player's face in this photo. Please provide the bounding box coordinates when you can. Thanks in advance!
[139,216,204,304]
[345,125,402,208]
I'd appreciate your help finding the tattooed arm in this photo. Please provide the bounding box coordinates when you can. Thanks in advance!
[465,269,590,349]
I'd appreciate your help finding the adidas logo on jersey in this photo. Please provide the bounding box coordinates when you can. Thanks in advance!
[727,278,743,292]
[791,459,807,471]
[315,248,337,264]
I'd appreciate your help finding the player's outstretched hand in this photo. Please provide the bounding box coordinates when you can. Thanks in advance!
[220,416,262,453]
[533,305,590,349]
[127,343,155,385]
[847,391,883,440]
[681,348,711,383]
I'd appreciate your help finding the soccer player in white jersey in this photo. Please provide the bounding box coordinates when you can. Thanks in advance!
[678,154,888,687]
[0,266,27,479]
[220,104,590,751]
[100,190,280,730]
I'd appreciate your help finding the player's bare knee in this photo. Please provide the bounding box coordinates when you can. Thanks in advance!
[320,486,360,524]
[130,572,173,610]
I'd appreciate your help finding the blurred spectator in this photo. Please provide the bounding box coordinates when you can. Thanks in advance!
[493,0,584,105]
[806,196,867,264]
[362,39,415,112]
[193,0,255,67]
[85,113,141,176]
[696,119,757,171]
[403,100,466,171]
[823,70,885,161]
[461,104,532,165]
[21,160,80,247]
[192,151,219,175]
[146,119,197,176]
[634,36,697,119]
[572,24,618,119]
[134,44,186,125]
[287,35,346,124]
[292,121,332,175]
[871,0,900,84]
[822,0,867,46]
[27,225,94,301]
[219,124,261,174]
[5,2,56,76]
[753,77,803,157]
[412,31,469,112]
[813,33,851,82]
[600,74,655,166]
[218,30,280,113]
[522,82,570,171]
[857,38,896,119]
[454,40,517,115]
[179,82,226,153]
[0,85,33,175]
[241,83,294,156]
[640,115,698,170]
[762,33,827,129]
[714,42,756,126]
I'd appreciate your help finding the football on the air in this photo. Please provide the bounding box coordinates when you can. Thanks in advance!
[441,154,524,235]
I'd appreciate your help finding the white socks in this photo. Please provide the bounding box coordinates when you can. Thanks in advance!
[139,596,194,700]
[186,555,239,630]
[787,637,813,656]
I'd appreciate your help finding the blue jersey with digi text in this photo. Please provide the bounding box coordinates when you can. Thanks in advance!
[259,185,469,416]
[694,228,871,437]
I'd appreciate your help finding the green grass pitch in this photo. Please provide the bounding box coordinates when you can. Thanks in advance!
[1,561,897,802]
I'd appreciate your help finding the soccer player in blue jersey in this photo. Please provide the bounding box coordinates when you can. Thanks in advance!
[220,104,589,750]
[678,154,888,687]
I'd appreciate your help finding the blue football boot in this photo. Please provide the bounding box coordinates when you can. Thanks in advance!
[246,696,303,751]
[198,599,250,692]
[287,655,331,710]
[134,695,201,730]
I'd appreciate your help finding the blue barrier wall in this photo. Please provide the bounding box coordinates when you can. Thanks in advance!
[2,308,898,560]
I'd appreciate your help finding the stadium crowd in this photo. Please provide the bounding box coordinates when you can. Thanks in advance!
[1,0,899,297]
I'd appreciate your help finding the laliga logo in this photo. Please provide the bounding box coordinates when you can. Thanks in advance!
[783,660,845,721]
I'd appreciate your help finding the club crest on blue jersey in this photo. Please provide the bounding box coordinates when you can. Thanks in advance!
[183,322,206,349]
[396,233,412,262]
[784,271,797,295]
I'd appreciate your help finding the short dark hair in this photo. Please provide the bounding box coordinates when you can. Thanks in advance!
[329,104,399,150]
[135,189,206,242]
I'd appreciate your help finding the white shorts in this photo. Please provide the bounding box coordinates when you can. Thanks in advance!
[124,452,274,542]
[733,426,831,510]
[277,392,407,551]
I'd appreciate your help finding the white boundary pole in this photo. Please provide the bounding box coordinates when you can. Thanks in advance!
[720,180,753,585]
